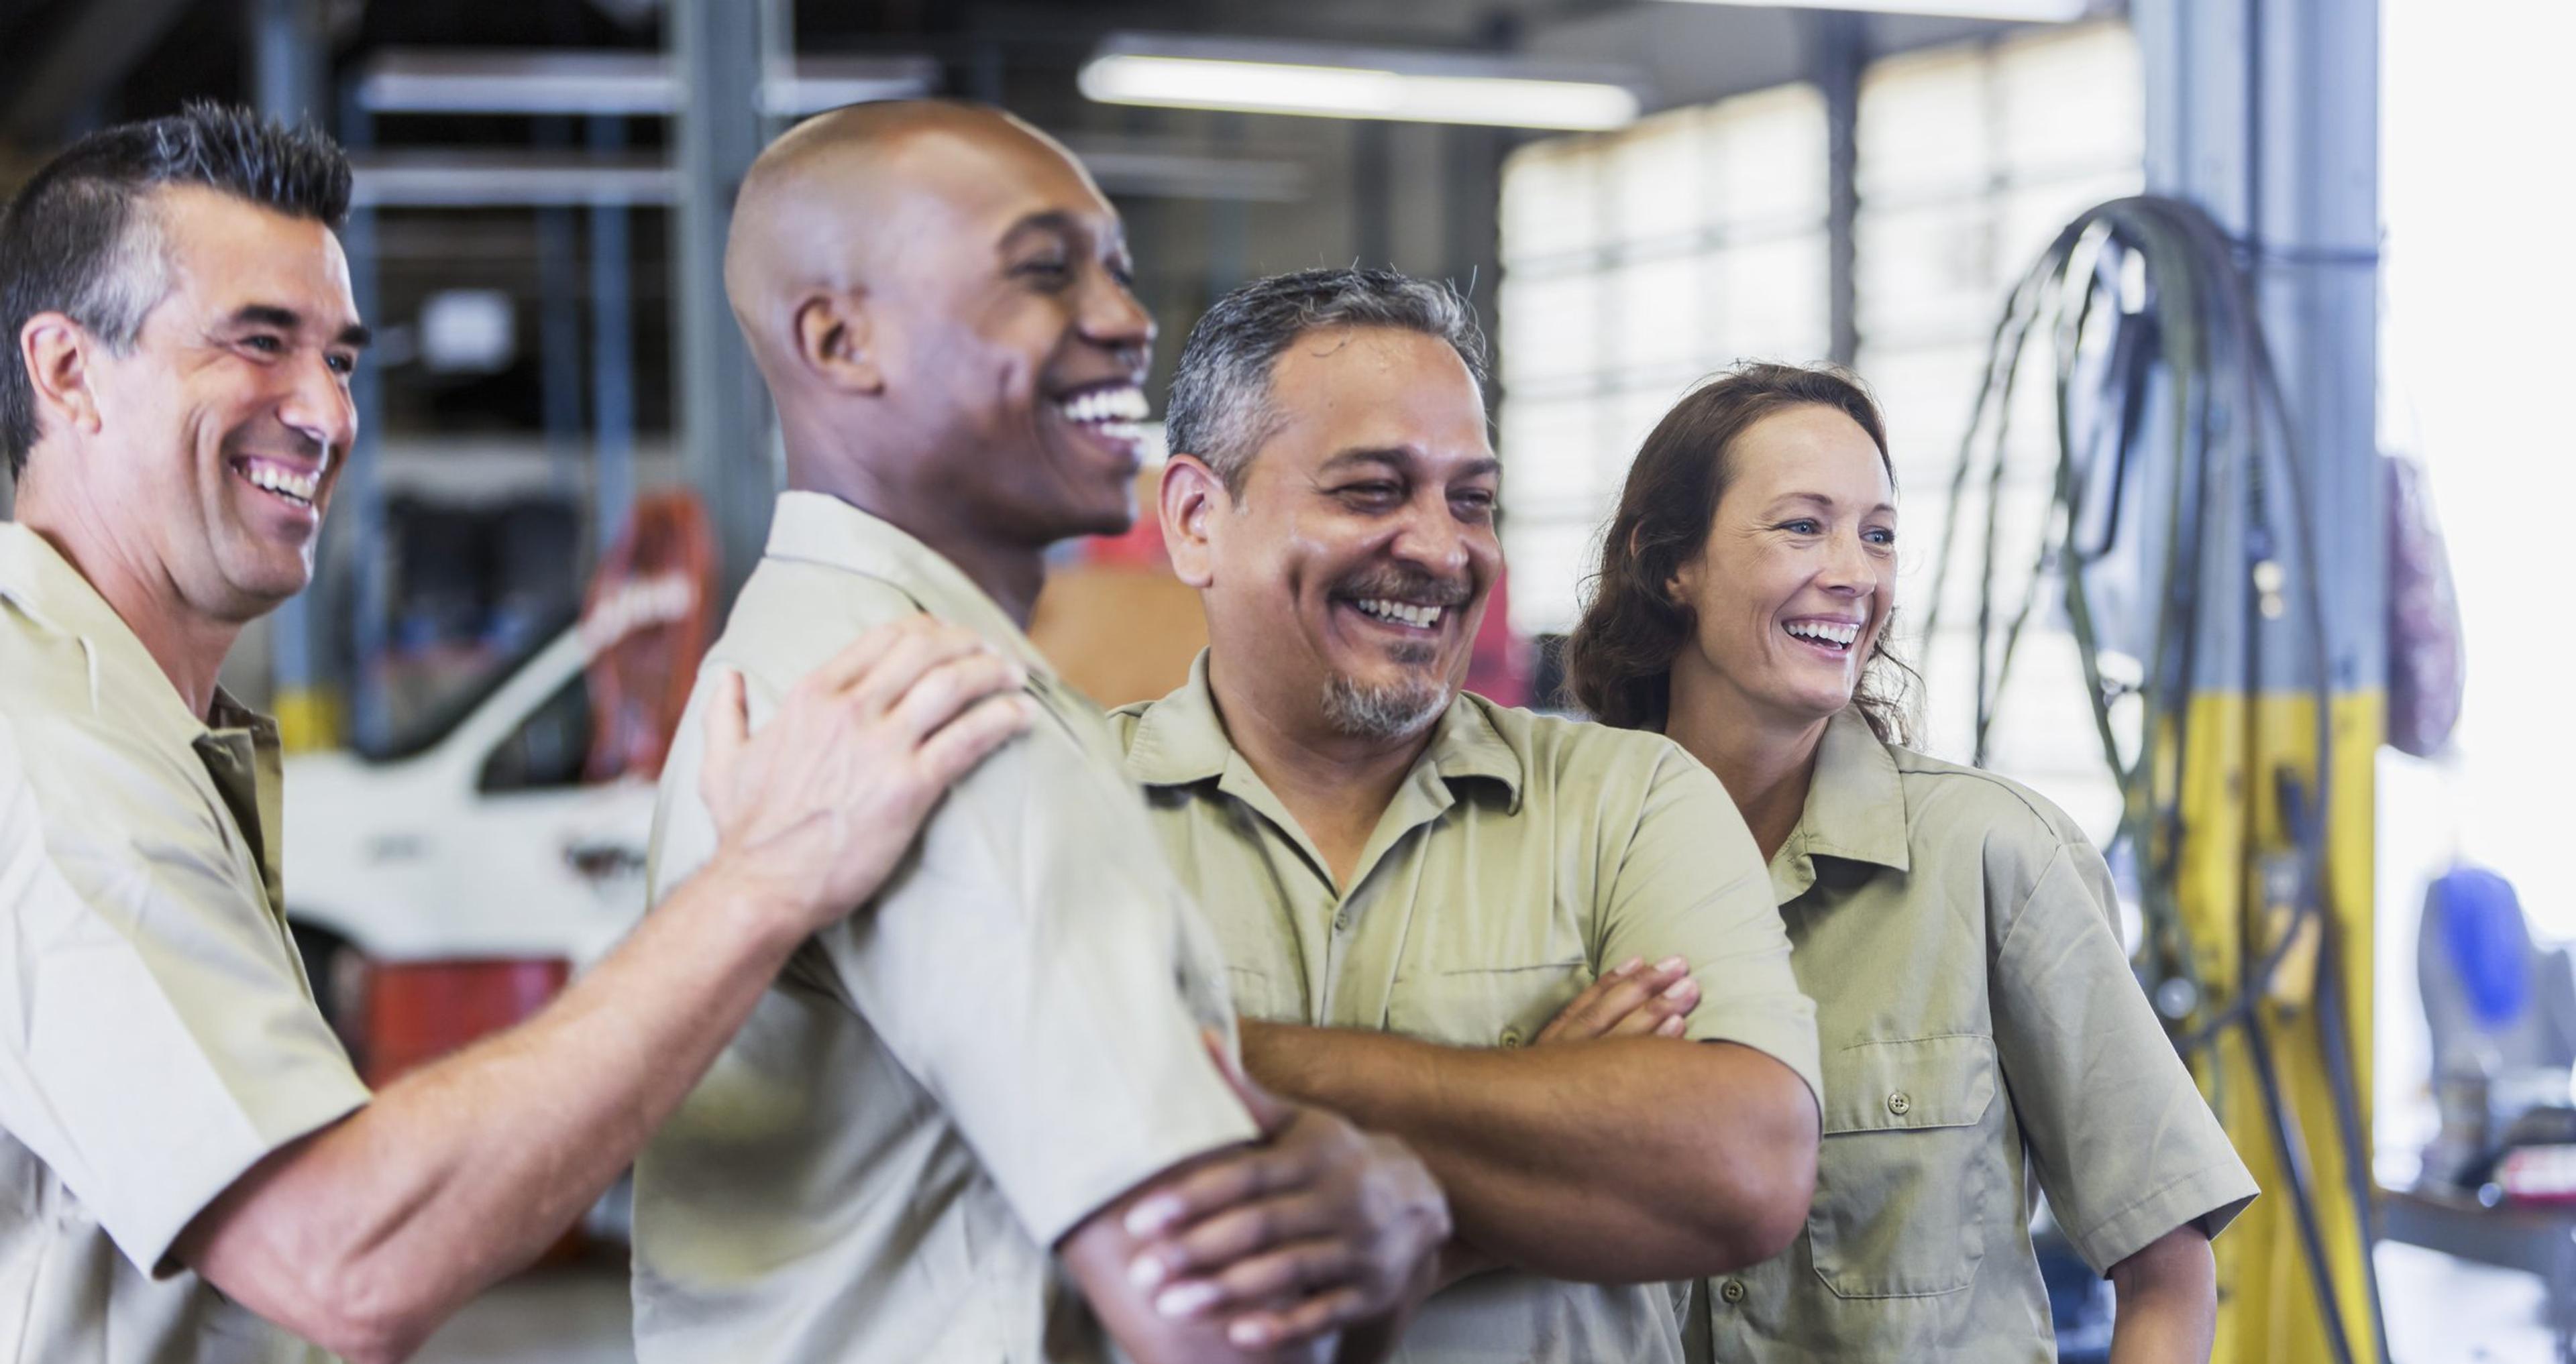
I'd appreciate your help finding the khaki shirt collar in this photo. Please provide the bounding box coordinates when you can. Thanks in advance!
[0,522,286,907]
[1128,650,1523,808]
[1127,650,1522,894]
[1772,707,1911,905]
[761,490,1054,678]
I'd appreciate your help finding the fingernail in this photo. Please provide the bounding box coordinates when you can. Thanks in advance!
[1229,1319,1273,1347]
[1126,1196,1183,1237]
[1662,976,1696,1000]
[1156,1282,1222,1318]
[1660,1016,1686,1036]
[1128,1254,1168,1290]
[1613,957,1644,976]
[1656,956,1686,974]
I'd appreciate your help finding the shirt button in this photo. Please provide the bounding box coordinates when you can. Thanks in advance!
[1720,1280,1746,1304]
[1887,1092,1912,1117]
[1499,1027,1523,1048]
[1332,909,1352,933]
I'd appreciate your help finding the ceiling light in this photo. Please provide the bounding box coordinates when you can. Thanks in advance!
[1079,34,1644,131]
[1657,0,2090,19]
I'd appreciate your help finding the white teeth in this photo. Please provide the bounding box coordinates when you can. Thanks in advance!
[241,462,317,504]
[1355,598,1443,629]
[1058,385,1150,425]
[1785,620,1861,647]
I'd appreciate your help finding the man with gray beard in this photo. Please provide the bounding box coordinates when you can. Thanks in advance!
[1105,268,1823,1363]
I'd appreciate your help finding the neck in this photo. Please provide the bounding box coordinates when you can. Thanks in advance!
[1663,675,1829,864]
[17,496,239,719]
[786,444,1046,626]
[1205,652,1438,884]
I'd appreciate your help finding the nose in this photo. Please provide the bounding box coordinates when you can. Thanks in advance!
[1389,493,1472,581]
[1818,528,1879,598]
[276,350,356,461]
[1079,270,1156,360]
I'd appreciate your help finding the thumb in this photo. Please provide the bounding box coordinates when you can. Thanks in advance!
[1202,1027,1295,1137]
[698,668,749,807]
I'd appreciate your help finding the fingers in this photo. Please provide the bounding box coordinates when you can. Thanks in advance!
[849,620,993,716]
[807,614,942,693]
[1607,969,1701,1040]
[1130,1192,1334,1292]
[1537,956,1697,1043]
[914,693,1034,785]
[1124,1141,1302,1241]
[1148,1235,1358,1324]
[1220,1285,1375,1351]
[888,650,1027,742]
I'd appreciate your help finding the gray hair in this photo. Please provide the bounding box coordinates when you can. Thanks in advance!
[1165,267,1489,497]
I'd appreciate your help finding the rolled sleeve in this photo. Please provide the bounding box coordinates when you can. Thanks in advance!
[1601,753,1821,1106]
[0,715,368,1275]
[1991,837,2257,1274]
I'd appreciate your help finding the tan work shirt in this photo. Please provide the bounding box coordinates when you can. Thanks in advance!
[633,493,1260,1364]
[1110,655,1821,1364]
[0,523,368,1364]
[1690,710,2258,1363]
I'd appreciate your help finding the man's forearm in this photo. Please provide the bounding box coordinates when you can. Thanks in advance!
[183,855,807,1363]
[1240,1021,1815,1282]
[2107,1227,2218,1364]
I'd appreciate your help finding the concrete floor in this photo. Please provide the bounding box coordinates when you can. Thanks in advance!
[409,1242,2555,1363]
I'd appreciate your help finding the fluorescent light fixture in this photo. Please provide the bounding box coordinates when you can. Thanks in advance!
[1079,33,1644,131]
[355,49,938,117]
[1656,0,2089,18]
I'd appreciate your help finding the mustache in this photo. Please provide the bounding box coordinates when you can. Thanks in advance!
[1330,565,1474,608]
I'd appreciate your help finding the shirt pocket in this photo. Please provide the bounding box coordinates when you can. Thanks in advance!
[1806,1033,2001,1301]
[1386,956,1589,1049]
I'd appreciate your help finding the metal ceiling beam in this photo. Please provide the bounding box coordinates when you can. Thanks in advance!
[1,0,198,144]
[353,48,942,117]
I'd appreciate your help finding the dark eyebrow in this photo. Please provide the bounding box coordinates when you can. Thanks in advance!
[225,304,372,352]
[1319,447,1412,477]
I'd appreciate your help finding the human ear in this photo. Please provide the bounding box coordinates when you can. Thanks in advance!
[1159,454,1227,590]
[792,290,883,395]
[20,313,101,437]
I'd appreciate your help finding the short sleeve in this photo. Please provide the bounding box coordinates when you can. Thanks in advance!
[1990,834,2258,1273]
[650,618,1260,1248]
[0,714,370,1275]
[1599,752,1822,1108]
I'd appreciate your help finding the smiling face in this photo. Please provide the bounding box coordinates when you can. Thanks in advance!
[861,123,1155,545]
[60,184,363,623]
[1668,404,1897,732]
[1177,325,1500,743]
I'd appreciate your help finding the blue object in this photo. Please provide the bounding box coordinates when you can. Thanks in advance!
[2431,865,2533,1031]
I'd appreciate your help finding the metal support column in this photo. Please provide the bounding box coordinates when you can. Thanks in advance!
[669,0,776,595]
[588,115,638,557]
[252,0,339,746]
[1807,10,1864,369]
[2135,1,2385,1361]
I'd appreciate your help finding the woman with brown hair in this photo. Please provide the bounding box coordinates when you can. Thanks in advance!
[1562,362,2254,1363]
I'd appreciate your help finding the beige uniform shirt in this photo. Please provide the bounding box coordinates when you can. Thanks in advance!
[0,524,368,1364]
[1110,655,1821,1364]
[633,493,1260,1364]
[1690,710,2258,1363]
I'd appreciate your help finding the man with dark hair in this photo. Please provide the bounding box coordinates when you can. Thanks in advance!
[0,103,1036,1364]
[1106,266,1825,1361]
[634,103,1449,1363]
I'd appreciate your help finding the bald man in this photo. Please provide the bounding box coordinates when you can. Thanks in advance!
[632,102,1449,1364]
